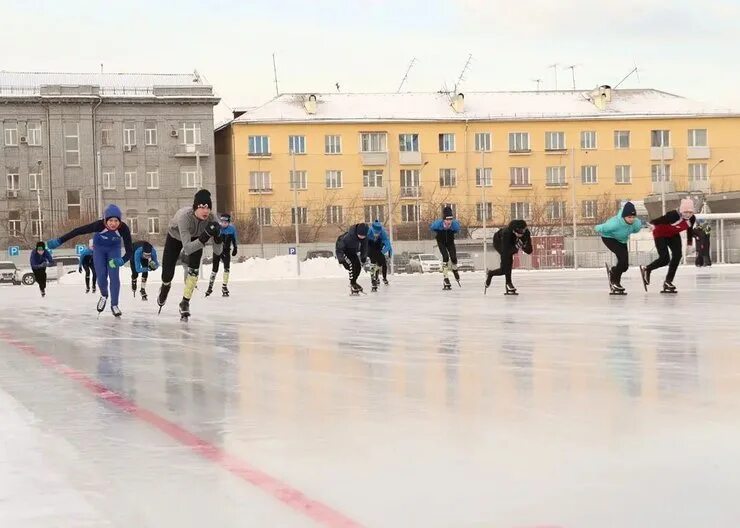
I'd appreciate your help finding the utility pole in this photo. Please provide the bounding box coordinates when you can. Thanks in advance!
[480,149,488,271]
[567,65,577,90]
[291,149,301,276]
[386,138,394,274]
[96,151,103,217]
[272,53,280,96]
[36,161,43,240]
[571,148,578,269]
[660,143,666,215]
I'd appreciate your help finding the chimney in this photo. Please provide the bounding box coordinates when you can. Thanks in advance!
[304,94,317,115]
[451,93,464,113]
[589,85,612,110]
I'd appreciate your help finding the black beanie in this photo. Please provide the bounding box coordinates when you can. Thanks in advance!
[621,201,637,218]
[355,223,369,237]
[193,189,212,210]
[509,219,527,234]
[443,206,454,219]
[35,241,46,250]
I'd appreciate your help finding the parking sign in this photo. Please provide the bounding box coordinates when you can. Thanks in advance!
[7,246,20,257]
[288,247,297,255]
[75,244,86,255]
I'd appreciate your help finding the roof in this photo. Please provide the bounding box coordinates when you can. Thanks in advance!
[234,89,738,124]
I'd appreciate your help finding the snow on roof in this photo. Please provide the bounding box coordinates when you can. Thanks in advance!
[234,89,737,124]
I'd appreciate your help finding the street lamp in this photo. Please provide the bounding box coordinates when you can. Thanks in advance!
[709,159,724,191]
[416,161,429,243]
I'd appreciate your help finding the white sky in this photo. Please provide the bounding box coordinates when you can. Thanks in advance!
[3,0,740,122]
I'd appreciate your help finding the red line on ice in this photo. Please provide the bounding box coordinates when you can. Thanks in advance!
[0,331,363,528]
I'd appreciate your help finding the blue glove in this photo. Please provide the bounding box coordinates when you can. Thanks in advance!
[47,239,61,250]
[108,258,125,269]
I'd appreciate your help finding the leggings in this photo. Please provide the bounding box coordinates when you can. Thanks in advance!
[646,234,682,282]
[368,246,387,279]
[602,237,629,284]
[489,250,514,285]
[33,268,47,291]
[435,234,457,265]
[340,252,361,282]
[82,259,96,290]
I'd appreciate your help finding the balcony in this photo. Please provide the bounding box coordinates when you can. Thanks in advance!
[545,181,568,188]
[689,180,711,193]
[363,187,387,200]
[175,144,210,158]
[399,151,422,165]
[652,181,676,194]
[650,147,674,160]
[687,146,710,159]
[400,186,422,199]
[248,188,273,194]
[361,151,388,166]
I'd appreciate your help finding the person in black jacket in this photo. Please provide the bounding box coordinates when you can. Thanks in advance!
[30,241,54,297]
[484,219,533,295]
[335,223,369,293]
[693,221,711,267]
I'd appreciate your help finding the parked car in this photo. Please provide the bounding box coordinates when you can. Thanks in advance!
[14,256,79,285]
[304,250,334,261]
[456,252,476,272]
[0,261,19,284]
[407,253,443,274]
[392,253,410,274]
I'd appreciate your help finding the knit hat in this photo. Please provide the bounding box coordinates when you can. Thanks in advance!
[355,223,369,237]
[141,242,153,256]
[103,204,122,221]
[442,206,454,219]
[35,241,45,250]
[509,219,527,234]
[219,213,231,223]
[621,201,637,218]
[193,189,212,210]
[679,198,695,215]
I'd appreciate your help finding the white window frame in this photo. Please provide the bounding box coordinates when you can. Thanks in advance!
[364,205,386,223]
[147,216,160,235]
[7,169,20,191]
[102,170,116,190]
[291,206,308,225]
[249,171,272,192]
[124,170,138,190]
[399,133,420,152]
[546,201,566,221]
[615,165,632,184]
[510,167,530,186]
[27,122,42,146]
[128,216,139,235]
[651,164,672,182]
[580,131,597,150]
[326,170,343,189]
[249,135,270,156]
[146,170,159,189]
[325,135,342,154]
[363,169,383,188]
[289,170,308,190]
[688,129,707,147]
[181,168,201,189]
[474,132,491,152]
[288,135,306,154]
[582,200,598,219]
[326,205,343,224]
[4,125,18,146]
[183,123,201,146]
[123,123,136,148]
[651,129,670,147]
[546,166,566,186]
[360,132,387,153]
[401,204,420,222]
[438,133,456,152]
[689,163,708,181]
[145,124,157,146]
[475,167,492,187]
[510,202,531,220]
[8,210,21,237]
[400,169,420,188]
[252,207,272,226]
[545,131,566,151]
[476,202,493,222]
[28,172,42,191]
[101,128,113,147]
[509,132,530,153]
[439,168,457,187]
[64,122,80,166]
[581,165,598,184]
[614,130,630,149]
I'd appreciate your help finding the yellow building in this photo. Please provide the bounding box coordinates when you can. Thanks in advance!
[215,87,740,242]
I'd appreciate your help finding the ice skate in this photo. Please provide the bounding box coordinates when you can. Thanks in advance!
[41,289,46,297]
[157,283,171,313]
[222,284,229,297]
[382,278,389,286]
[639,266,650,291]
[179,298,191,321]
[205,287,213,297]
[85,287,90,294]
[484,270,493,295]
[504,283,519,296]
[111,305,122,318]
[349,281,364,296]
[451,264,461,287]
[131,279,137,296]
[97,295,108,313]
[371,277,378,292]
[606,263,627,295]
[443,277,452,291]
[140,288,148,301]
[661,281,677,294]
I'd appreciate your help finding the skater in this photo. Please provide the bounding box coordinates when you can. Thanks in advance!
[366,219,392,291]
[640,198,696,293]
[693,221,712,267]
[131,240,159,300]
[30,241,54,297]
[156,189,223,320]
[47,204,133,316]
[431,206,461,289]
[595,201,642,294]
[484,220,532,295]
[206,213,238,297]
[335,223,369,294]
[77,240,96,293]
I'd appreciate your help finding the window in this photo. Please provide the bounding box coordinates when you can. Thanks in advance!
[581,165,598,184]
[64,123,80,165]
[364,205,386,223]
[439,168,456,187]
[326,170,343,189]
[509,132,530,153]
[475,132,491,152]
[438,133,455,152]
[28,122,42,146]
[400,169,420,188]
[689,163,708,181]
[545,131,566,151]
[401,204,420,222]
[615,165,632,184]
[291,207,308,225]
[441,203,457,218]
[183,123,201,145]
[31,210,43,237]
[289,170,308,190]
[688,129,707,147]
[547,201,566,221]
[148,216,160,235]
[4,124,18,146]
[251,207,272,226]
[101,170,115,190]
[128,215,139,235]
[399,134,419,152]
[510,167,530,186]
[8,210,21,237]
[123,122,136,148]
[582,200,597,219]
[249,171,271,192]
[476,202,493,222]
[125,171,137,189]
[325,135,341,154]
[614,130,630,149]
[360,132,386,152]
[651,164,671,182]
[651,130,670,147]
[475,167,492,187]
[29,172,42,191]
[146,170,159,189]
[288,135,306,154]
[581,131,597,150]
[7,169,19,190]
[249,135,270,156]
[101,128,113,147]
[145,123,157,146]
[326,205,343,224]
[363,169,383,187]
[510,202,531,220]
[181,168,201,189]
[67,190,81,220]
[546,166,566,186]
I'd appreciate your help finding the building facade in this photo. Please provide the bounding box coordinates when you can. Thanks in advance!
[215,88,740,243]
[1,71,219,247]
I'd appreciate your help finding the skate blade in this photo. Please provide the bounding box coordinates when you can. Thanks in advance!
[609,291,628,296]
[660,290,678,294]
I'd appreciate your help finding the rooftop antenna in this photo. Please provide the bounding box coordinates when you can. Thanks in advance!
[548,63,559,90]
[532,78,542,91]
[100,63,104,74]
[566,64,578,90]
[614,63,641,89]
[453,53,473,93]
[335,82,340,92]
[272,53,280,96]
[397,57,417,93]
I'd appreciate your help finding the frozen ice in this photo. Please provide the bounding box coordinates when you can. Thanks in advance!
[1,264,740,528]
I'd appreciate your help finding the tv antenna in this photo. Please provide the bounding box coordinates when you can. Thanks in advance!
[397,57,417,93]
[548,63,559,90]
[614,62,641,89]
[566,64,579,90]
[532,78,542,91]
[453,53,473,93]
[272,53,280,96]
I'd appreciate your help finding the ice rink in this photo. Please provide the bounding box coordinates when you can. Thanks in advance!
[1,265,740,528]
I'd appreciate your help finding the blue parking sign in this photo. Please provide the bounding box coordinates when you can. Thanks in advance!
[288,247,297,255]
[7,246,20,257]
[75,244,86,255]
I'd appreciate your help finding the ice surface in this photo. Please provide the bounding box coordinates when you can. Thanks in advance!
[2,265,740,528]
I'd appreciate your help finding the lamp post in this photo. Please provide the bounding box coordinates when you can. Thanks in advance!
[709,159,724,192]
[416,161,429,243]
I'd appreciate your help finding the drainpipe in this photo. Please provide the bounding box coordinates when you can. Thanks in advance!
[44,103,53,228]
[92,94,103,217]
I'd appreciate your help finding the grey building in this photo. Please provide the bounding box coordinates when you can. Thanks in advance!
[0,71,219,248]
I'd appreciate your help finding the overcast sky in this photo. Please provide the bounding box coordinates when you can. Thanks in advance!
[3,0,739,122]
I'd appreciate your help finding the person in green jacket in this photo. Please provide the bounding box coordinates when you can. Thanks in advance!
[595,201,642,292]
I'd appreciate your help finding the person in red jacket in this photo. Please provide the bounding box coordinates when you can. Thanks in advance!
[640,198,696,293]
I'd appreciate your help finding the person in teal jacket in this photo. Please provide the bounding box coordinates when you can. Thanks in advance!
[595,201,642,291]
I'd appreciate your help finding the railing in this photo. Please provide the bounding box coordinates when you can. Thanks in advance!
[400,186,422,198]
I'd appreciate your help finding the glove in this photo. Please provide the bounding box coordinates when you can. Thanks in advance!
[198,221,221,244]
[78,267,82,273]
[46,239,61,250]
[232,247,238,257]
[148,261,158,270]
[108,258,124,269]
[361,257,367,265]
[515,238,524,250]
[648,223,655,231]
